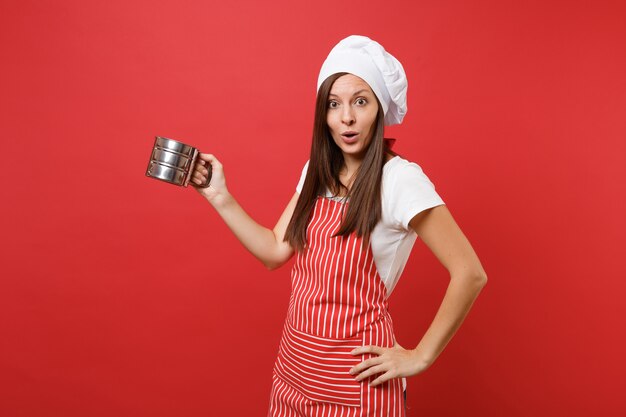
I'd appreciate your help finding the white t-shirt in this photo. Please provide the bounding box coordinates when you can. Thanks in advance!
[295,156,446,296]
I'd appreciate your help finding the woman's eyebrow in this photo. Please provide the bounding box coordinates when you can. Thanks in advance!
[328,89,371,98]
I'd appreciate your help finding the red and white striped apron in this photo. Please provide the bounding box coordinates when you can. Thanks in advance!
[268,196,405,416]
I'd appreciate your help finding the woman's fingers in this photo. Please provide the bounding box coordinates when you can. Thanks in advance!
[192,174,206,185]
[354,364,387,382]
[192,168,205,179]
[348,343,430,386]
[349,345,389,383]
[198,153,213,161]
[349,356,383,375]
[194,165,209,176]
[369,370,396,387]
[351,345,385,356]
[199,153,220,168]
[192,161,210,182]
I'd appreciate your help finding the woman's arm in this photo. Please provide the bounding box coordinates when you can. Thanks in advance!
[407,204,488,362]
[350,204,488,386]
[192,153,297,270]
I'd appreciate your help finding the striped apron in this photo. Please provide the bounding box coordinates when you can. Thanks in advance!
[268,196,405,416]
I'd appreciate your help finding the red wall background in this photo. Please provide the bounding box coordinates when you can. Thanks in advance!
[1,1,624,415]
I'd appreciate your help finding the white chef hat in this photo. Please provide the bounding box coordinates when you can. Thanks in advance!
[317,35,408,126]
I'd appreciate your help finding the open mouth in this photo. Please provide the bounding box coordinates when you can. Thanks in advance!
[342,132,358,138]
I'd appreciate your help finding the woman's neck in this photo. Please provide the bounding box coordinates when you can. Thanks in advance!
[340,156,362,179]
[341,152,395,176]
[336,152,395,195]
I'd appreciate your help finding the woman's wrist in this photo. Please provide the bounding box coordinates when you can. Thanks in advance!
[205,189,233,210]
[411,346,435,370]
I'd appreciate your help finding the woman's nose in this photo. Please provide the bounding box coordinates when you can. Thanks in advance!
[341,107,355,125]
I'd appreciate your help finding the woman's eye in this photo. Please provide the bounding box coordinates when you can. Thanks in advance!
[328,101,338,108]
[356,98,367,105]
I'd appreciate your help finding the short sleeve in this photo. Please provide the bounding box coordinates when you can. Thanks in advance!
[387,161,445,231]
[295,160,310,194]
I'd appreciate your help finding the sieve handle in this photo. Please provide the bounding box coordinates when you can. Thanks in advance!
[189,150,212,188]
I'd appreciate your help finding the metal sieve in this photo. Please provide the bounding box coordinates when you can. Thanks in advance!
[145,136,211,188]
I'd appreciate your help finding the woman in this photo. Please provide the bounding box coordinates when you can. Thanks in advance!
[191,35,487,416]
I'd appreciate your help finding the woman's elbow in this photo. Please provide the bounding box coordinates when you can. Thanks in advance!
[264,246,295,271]
[263,254,293,271]
[477,273,488,287]
[453,270,488,288]
[265,260,283,271]
[472,271,488,288]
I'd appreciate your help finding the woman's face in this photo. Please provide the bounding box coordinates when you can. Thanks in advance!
[326,74,379,162]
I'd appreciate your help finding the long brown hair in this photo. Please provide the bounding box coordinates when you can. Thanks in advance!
[284,72,397,252]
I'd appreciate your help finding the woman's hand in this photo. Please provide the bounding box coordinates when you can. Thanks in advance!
[349,342,432,387]
[191,153,229,205]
